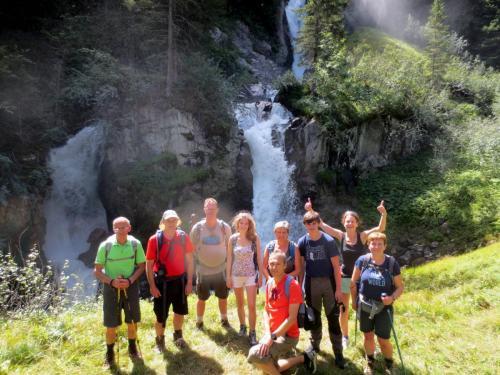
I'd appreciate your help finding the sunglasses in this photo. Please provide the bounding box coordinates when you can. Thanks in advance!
[303,219,319,225]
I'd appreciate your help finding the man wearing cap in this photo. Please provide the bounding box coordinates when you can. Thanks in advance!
[190,197,232,329]
[146,210,194,351]
[94,216,146,367]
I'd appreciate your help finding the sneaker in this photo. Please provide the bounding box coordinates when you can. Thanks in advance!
[249,330,258,346]
[342,336,349,349]
[104,350,115,368]
[221,318,230,328]
[155,335,166,353]
[304,349,317,374]
[238,325,247,336]
[334,351,346,369]
[196,321,204,330]
[306,343,320,353]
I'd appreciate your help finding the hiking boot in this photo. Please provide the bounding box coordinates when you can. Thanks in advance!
[334,351,346,369]
[303,348,317,374]
[238,324,247,336]
[155,335,166,353]
[173,331,186,349]
[196,321,204,330]
[342,336,349,349]
[384,358,395,374]
[221,318,230,328]
[104,350,115,368]
[249,330,258,346]
[128,345,142,361]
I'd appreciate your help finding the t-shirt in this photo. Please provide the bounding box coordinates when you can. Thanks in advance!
[355,255,401,301]
[146,230,194,277]
[95,235,146,279]
[190,219,231,275]
[340,232,367,277]
[265,275,303,338]
[298,232,339,278]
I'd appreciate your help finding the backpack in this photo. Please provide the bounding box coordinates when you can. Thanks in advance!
[278,275,316,330]
[104,237,139,267]
[155,229,187,273]
[359,253,396,290]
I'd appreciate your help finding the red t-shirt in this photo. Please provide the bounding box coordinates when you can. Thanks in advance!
[265,275,303,338]
[146,230,193,277]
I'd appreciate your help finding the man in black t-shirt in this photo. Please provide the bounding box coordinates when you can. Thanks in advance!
[298,210,345,369]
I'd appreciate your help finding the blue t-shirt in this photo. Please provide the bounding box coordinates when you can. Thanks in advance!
[298,232,340,277]
[355,255,401,301]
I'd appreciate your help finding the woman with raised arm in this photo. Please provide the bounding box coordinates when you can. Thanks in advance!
[262,221,301,282]
[226,212,263,346]
[305,198,387,349]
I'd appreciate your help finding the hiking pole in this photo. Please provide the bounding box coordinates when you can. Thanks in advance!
[123,288,143,359]
[387,309,406,375]
[354,302,360,346]
[116,287,121,367]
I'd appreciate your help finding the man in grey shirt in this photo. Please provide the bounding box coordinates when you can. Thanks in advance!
[190,197,232,329]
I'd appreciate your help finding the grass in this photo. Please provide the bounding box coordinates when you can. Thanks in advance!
[0,242,499,374]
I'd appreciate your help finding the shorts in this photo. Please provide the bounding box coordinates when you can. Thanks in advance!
[196,271,229,300]
[103,282,140,328]
[359,305,393,339]
[153,275,188,324]
[341,277,351,294]
[232,275,257,288]
[247,335,299,365]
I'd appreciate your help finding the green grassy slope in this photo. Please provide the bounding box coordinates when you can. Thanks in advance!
[0,243,498,374]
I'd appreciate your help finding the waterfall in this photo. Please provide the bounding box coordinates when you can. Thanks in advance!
[43,123,107,293]
[285,0,306,79]
[235,100,302,245]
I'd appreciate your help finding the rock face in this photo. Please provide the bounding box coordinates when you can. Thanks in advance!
[0,196,45,260]
[99,106,252,236]
[283,116,426,199]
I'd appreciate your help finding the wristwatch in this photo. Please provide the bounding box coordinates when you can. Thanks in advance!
[270,333,277,340]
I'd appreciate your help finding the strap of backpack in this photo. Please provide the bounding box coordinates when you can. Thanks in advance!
[386,254,396,286]
[252,240,258,273]
[104,242,112,268]
[284,275,292,300]
[267,240,276,253]
[156,230,163,266]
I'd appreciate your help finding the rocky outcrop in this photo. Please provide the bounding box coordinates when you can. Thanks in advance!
[100,106,252,236]
[0,196,45,261]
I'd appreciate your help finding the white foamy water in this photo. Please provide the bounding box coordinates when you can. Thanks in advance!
[235,103,302,245]
[286,0,306,79]
[43,124,107,294]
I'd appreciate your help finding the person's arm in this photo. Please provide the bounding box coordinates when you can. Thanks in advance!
[258,309,273,356]
[127,262,145,287]
[185,252,194,295]
[146,259,161,298]
[331,255,342,302]
[94,263,119,288]
[381,275,404,306]
[299,255,305,286]
[361,200,387,243]
[256,235,264,286]
[350,267,361,311]
[226,235,234,289]
[289,245,301,278]
[262,247,271,280]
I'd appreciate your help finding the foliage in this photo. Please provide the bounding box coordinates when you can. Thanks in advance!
[0,246,70,316]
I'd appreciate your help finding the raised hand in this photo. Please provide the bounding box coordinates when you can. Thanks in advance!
[377,200,386,215]
[304,197,313,212]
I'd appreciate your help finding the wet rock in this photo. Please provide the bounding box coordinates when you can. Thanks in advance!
[411,257,426,266]
[430,241,439,249]
[78,227,109,268]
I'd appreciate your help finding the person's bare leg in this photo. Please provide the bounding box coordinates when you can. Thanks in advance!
[234,287,246,326]
[277,354,304,372]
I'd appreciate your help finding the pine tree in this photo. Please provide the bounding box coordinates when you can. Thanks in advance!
[424,0,450,87]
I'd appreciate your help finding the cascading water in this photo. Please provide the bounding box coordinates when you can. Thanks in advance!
[43,123,108,294]
[235,99,302,245]
[286,0,306,80]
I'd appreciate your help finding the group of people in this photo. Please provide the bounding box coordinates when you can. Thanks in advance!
[94,197,404,374]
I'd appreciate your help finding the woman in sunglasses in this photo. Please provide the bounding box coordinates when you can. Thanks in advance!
[305,199,387,349]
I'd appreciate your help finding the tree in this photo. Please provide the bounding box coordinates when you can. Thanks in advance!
[424,0,450,87]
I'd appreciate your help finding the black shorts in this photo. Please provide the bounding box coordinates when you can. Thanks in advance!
[102,282,141,328]
[196,272,229,301]
[359,305,394,339]
[153,275,188,324]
